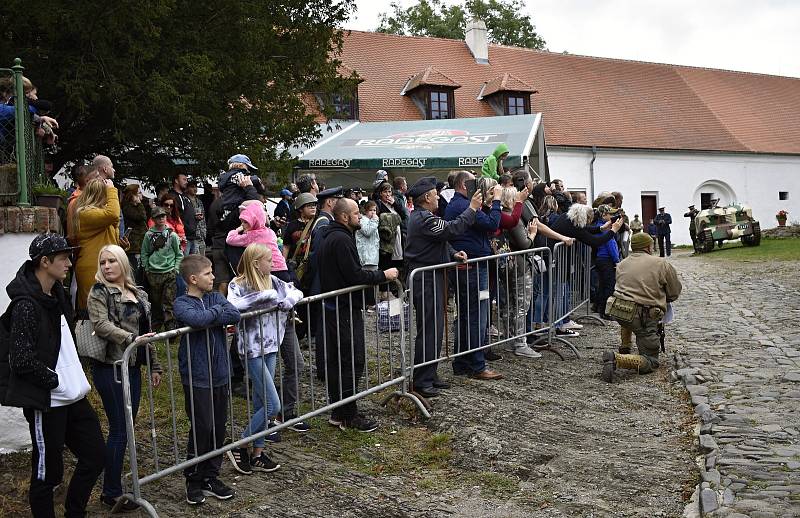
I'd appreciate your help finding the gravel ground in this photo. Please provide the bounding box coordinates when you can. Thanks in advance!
[1,277,700,518]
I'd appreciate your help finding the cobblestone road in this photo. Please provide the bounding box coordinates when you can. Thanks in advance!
[670,252,800,517]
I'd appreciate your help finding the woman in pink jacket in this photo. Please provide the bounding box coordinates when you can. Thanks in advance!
[226,201,308,432]
[226,202,288,279]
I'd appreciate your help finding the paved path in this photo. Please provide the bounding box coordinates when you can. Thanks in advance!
[670,252,800,517]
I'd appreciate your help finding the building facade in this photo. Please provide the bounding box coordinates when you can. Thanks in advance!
[316,23,800,244]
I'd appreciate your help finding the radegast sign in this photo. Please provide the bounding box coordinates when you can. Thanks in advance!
[382,158,427,168]
[308,158,351,168]
[343,129,507,149]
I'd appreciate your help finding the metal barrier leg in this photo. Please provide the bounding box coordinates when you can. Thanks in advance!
[381,279,431,418]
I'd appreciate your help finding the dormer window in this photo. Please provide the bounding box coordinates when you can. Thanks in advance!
[506,94,530,115]
[401,66,461,120]
[314,90,359,120]
[428,89,454,119]
[478,73,537,116]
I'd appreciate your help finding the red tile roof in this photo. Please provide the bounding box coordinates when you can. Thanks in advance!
[402,65,461,95]
[336,30,800,155]
[480,72,537,98]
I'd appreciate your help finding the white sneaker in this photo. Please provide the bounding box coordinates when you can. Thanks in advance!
[488,325,500,337]
[562,321,583,330]
[514,345,543,358]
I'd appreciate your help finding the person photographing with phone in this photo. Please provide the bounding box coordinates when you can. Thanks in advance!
[443,171,505,381]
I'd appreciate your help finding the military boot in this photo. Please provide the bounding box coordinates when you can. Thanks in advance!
[619,327,633,354]
[601,351,616,383]
[614,353,646,372]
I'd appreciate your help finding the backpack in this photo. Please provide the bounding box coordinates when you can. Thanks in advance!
[149,228,173,251]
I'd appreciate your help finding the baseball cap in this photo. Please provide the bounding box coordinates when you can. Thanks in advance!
[29,233,79,261]
[227,154,258,171]
[280,188,293,197]
[151,207,167,218]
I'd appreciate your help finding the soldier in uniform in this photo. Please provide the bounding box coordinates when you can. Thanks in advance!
[601,232,682,382]
[405,177,482,398]
[684,205,700,252]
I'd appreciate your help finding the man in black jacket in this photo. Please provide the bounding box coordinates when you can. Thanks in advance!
[1,234,105,517]
[170,173,198,255]
[317,198,399,432]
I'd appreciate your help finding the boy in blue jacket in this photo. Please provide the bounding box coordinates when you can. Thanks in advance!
[173,255,241,506]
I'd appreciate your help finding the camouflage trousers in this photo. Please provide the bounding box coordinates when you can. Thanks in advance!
[145,270,177,331]
[620,312,661,374]
[498,256,533,345]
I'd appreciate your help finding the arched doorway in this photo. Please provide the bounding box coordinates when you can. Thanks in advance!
[693,180,737,209]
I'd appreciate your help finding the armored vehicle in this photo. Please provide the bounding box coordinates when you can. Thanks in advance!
[695,202,761,253]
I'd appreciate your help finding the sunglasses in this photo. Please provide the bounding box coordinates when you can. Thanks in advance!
[163,203,174,207]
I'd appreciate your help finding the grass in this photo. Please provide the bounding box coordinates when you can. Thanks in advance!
[694,237,800,261]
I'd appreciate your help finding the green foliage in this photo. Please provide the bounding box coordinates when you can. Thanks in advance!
[377,0,545,49]
[698,237,800,262]
[0,0,358,184]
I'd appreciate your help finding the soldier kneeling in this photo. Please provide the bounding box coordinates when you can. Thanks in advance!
[602,233,682,382]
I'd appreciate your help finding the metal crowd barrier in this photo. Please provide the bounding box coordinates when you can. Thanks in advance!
[403,242,602,414]
[117,280,418,517]
[549,241,605,356]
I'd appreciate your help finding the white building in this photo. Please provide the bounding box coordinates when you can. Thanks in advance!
[311,25,800,244]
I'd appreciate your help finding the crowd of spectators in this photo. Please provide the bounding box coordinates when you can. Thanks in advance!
[3,148,643,513]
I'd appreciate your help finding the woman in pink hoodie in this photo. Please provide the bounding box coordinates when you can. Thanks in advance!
[226,202,288,278]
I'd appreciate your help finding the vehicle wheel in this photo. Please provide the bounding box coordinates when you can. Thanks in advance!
[700,229,715,253]
[742,222,761,246]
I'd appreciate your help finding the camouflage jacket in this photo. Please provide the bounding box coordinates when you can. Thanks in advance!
[613,252,682,313]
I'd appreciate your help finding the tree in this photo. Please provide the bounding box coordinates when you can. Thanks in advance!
[0,0,358,185]
[377,0,545,50]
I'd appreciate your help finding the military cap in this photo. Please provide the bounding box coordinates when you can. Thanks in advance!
[407,176,438,199]
[151,206,167,218]
[688,204,695,209]
[293,192,318,210]
[317,186,344,201]
[631,232,653,251]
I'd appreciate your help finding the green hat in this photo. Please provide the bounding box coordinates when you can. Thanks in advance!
[631,232,653,252]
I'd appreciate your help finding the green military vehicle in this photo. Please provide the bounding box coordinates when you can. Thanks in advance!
[694,201,761,253]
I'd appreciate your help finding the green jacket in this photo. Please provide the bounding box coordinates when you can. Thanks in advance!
[480,143,510,181]
[140,226,182,273]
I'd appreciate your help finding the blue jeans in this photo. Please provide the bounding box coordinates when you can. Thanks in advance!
[451,263,488,375]
[243,353,280,448]
[185,239,200,257]
[92,363,141,498]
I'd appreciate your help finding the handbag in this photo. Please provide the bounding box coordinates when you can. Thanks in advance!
[75,319,107,362]
[291,217,323,287]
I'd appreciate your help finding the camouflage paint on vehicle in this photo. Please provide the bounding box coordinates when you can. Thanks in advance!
[694,202,761,253]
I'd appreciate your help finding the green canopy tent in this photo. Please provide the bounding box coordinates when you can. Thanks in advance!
[295,114,549,188]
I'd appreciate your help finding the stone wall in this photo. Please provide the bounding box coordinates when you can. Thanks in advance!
[0,205,61,235]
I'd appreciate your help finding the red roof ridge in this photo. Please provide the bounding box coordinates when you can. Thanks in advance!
[484,41,800,81]
[344,30,800,81]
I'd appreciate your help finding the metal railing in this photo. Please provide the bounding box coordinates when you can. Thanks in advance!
[116,280,419,516]
[113,243,599,514]
[0,58,33,206]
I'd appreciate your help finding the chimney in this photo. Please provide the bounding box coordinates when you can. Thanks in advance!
[465,19,489,64]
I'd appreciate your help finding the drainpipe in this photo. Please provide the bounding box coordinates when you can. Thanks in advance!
[589,145,597,202]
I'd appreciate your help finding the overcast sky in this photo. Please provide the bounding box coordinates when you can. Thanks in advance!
[344,0,800,78]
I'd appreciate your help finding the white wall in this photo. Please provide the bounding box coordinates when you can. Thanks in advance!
[0,233,38,310]
[548,148,800,245]
[0,233,39,453]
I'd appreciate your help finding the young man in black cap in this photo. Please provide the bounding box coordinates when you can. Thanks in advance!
[405,177,483,397]
[1,233,105,517]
